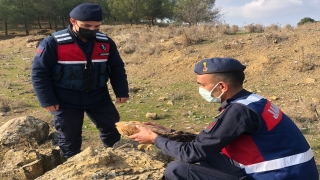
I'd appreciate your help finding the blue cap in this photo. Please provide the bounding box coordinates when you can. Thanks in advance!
[194,58,246,74]
[69,3,102,21]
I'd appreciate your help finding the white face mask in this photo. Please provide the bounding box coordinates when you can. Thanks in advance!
[199,83,224,103]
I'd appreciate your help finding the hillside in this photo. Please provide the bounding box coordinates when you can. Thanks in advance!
[0,23,319,178]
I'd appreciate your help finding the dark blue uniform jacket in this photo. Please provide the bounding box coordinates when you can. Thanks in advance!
[154,90,260,165]
[32,25,129,108]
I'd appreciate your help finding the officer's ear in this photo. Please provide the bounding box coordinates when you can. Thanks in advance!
[218,81,229,92]
[70,18,76,25]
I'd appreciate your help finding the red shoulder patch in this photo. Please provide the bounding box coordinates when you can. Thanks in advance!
[204,108,225,133]
[204,120,217,132]
[35,45,44,57]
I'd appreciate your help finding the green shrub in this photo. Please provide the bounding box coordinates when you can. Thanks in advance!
[298,17,315,26]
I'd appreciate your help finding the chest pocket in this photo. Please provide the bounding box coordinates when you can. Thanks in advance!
[54,64,85,90]
[69,65,84,89]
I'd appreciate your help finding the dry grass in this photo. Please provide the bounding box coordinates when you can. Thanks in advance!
[0,80,11,89]
[0,97,11,112]
[293,47,319,72]
[244,23,265,33]
[265,23,280,32]
[284,24,295,31]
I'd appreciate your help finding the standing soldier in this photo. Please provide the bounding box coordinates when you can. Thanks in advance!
[32,3,129,158]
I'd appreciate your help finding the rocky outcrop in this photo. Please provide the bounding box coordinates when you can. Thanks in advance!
[0,116,63,179]
[36,146,165,180]
[0,148,63,180]
[0,116,167,180]
[0,116,49,147]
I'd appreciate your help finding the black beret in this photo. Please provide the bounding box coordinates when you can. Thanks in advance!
[194,57,246,74]
[70,3,102,21]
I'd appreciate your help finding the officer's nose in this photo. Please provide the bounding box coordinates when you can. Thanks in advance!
[88,27,96,30]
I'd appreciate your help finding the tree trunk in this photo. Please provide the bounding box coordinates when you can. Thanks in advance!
[54,18,58,31]
[48,18,52,29]
[38,18,42,29]
[24,21,29,35]
[62,18,66,29]
[5,21,8,36]
[151,17,154,26]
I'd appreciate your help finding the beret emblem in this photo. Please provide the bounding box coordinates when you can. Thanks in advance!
[202,62,208,72]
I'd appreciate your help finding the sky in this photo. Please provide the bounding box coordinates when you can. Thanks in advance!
[215,0,320,27]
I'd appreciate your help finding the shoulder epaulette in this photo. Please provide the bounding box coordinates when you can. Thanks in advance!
[232,94,263,105]
[95,32,109,42]
[52,29,74,44]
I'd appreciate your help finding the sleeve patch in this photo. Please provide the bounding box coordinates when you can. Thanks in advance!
[35,45,45,57]
[204,119,218,133]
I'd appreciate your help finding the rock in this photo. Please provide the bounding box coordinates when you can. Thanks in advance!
[36,147,165,180]
[36,29,49,34]
[48,131,59,146]
[167,100,174,105]
[22,160,44,179]
[0,149,63,180]
[0,168,27,180]
[312,98,320,103]
[158,97,168,101]
[305,78,316,84]
[269,96,279,101]
[37,148,64,172]
[0,149,43,179]
[0,116,49,147]
[146,113,157,120]
[26,41,40,48]
[26,36,45,43]
[129,87,141,93]
[25,37,45,49]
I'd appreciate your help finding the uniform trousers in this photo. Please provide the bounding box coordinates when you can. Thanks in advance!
[51,101,120,157]
[164,153,248,180]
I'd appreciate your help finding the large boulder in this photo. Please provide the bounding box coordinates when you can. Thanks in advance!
[0,116,50,147]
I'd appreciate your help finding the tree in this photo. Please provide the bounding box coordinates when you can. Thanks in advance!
[142,0,162,26]
[173,0,221,26]
[34,0,84,31]
[2,0,38,35]
[142,0,176,26]
[108,0,145,25]
[0,0,9,35]
[298,17,315,26]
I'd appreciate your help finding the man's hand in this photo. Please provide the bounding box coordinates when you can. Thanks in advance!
[45,104,59,112]
[143,122,172,133]
[128,125,158,144]
[116,97,129,103]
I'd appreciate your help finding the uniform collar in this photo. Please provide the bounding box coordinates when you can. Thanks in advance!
[68,24,78,38]
[219,89,251,110]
